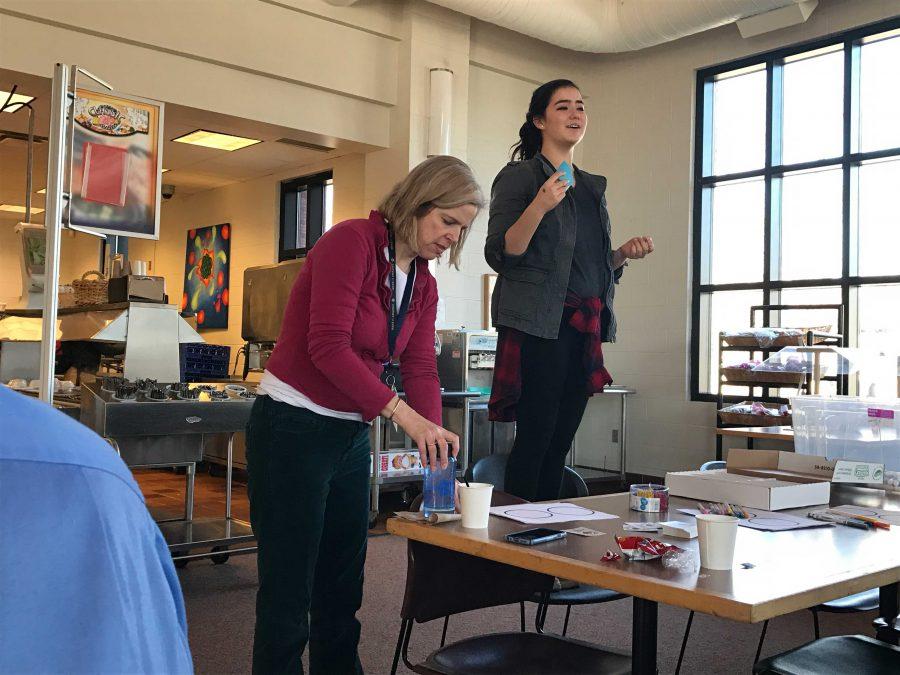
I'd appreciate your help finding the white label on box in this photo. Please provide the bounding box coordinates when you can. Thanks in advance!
[833,460,884,484]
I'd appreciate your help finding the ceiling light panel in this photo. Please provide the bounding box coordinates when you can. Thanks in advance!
[172,129,261,151]
[0,90,35,112]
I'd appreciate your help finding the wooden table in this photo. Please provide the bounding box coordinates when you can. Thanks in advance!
[717,427,795,460]
[716,425,795,443]
[387,485,900,674]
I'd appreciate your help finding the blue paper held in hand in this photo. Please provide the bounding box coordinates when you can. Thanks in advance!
[558,161,574,187]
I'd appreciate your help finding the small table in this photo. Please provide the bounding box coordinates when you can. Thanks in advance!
[570,385,636,487]
[716,425,795,450]
[387,485,900,674]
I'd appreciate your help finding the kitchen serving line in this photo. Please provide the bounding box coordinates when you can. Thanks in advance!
[387,485,900,674]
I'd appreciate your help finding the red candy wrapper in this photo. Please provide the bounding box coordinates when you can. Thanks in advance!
[600,549,621,562]
[615,535,682,561]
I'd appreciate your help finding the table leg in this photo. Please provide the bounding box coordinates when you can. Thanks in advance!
[632,597,658,674]
[225,432,234,520]
[184,462,195,522]
[875,582,899,645]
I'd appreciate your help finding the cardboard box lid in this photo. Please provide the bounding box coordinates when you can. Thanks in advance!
[666,468,831,510]
[726,449,836,484]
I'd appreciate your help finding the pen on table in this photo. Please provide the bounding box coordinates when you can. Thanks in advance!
[827,509,890,530]
[807,512,872,530]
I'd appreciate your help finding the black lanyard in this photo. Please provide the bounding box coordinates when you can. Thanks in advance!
[387,227,415,362]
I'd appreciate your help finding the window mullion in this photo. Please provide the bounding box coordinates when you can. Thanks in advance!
[842,38,860,393]
[765,59,782,328]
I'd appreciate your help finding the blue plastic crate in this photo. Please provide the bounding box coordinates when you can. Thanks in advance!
[180,343,231,382]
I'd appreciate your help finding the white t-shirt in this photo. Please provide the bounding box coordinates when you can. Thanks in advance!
[257,249,415,422]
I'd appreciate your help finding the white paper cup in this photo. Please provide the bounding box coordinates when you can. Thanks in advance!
[695,514,738,570]
[458,483,493,529]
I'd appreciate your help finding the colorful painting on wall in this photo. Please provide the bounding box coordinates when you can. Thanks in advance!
[182,224,230,330]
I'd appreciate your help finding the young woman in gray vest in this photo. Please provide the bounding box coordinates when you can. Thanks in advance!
[485,79,654,501]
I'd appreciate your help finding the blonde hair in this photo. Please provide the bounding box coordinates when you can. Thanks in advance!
[378,155,485,269]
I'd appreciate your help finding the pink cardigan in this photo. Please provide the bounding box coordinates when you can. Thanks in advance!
[265,211,442,424]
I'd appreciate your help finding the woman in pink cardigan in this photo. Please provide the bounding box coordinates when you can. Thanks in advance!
[246,156,484,674]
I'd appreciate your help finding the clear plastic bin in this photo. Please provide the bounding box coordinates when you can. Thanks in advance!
[791,395,900,471]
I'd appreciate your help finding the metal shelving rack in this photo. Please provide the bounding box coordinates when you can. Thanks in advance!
[368,391,476,526]
[715,303,845,460]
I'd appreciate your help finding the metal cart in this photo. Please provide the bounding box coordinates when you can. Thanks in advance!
[80,381,257,566]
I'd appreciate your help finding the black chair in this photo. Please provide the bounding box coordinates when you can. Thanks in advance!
[753,634,900,674]
[407,489,532,647]
[676,463,882,673]
[467,452,507,486]
[752,588,882,663]
[468,454,628,636]
[390,492,630,674]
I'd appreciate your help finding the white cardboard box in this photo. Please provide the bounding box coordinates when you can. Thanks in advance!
[372,450,424,477]
[665,469,830,511]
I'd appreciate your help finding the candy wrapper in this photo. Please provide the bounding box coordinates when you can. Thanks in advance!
[600,549,621,562]
[615,535,682,561]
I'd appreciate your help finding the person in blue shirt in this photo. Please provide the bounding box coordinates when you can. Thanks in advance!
[0,384,193,674]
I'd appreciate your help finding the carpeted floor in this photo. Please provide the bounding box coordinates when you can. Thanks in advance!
[177,534,878,674]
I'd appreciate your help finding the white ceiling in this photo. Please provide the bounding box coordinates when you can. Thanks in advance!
[0,68,369,223]
[427,0,810,52]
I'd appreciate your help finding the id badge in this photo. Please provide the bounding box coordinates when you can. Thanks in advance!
[382,362,399,431]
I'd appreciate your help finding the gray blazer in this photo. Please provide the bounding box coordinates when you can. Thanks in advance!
[485,154,623,341]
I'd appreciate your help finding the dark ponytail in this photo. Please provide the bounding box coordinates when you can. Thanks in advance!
[510,78,580,161]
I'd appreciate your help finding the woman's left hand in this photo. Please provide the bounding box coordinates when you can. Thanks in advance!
[617,236,654,260]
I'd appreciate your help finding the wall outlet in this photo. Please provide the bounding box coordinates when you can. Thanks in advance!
[611,429,619,443]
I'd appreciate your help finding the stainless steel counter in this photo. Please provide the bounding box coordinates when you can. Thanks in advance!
[79,379,257,566]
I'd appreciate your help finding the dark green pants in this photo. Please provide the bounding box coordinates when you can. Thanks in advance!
[246,395,371,675]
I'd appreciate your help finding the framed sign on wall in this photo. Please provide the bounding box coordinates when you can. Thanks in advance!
[69,88,164,240]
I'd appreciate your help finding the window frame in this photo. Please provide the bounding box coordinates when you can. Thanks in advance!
[278,170,333,261]
[690,16,900,402]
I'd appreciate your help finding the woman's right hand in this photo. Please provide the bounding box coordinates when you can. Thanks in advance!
[531,171,569,215]
[388,400,459,472]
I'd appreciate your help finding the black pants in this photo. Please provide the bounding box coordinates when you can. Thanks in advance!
[505,311,590,501]
[246,395,371,675]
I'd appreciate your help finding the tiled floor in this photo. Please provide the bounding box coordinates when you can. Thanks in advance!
[134,465,401,533]
[135,466,251,522]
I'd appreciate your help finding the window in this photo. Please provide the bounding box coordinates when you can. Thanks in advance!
[691,19,900,400]
[278,171,334,261]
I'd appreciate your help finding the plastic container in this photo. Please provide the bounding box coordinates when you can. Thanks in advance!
[423,456,456,517]
[629,483,669,512]
[791,395,900,471]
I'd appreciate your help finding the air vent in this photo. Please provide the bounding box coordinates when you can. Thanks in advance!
[275,137,334,152]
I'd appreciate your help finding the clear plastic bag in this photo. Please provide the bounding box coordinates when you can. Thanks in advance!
[662,548,698,572]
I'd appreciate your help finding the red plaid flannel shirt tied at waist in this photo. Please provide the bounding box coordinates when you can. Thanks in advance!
[488,292,613,422]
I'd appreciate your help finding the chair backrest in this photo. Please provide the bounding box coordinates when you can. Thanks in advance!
[470,454,588,499]
[560,466,589,498]
[399,489,552,622]
[470,453,508,490]
[700,460,726,471]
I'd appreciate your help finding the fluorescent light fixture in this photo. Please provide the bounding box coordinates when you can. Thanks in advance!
[36,188,46,194]
[172,129,261,151]
[0,204,44,214]
[0,90,35,112]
